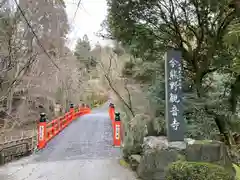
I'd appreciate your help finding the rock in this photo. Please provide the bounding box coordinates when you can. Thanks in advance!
[136,136,235,180]
[122,137,142,159]
[168,141,186,150]
[186,140,235,177]
[142,136,169,151]
[129,154,141,171]
[137,136,186,180]
[142,136,193,152]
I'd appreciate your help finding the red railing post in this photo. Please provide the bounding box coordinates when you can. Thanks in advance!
[82,104,86,115]
[77,106,81,117]
[38,113,47,149]
[86,104,91,114]
[57,117,60,134]
[66,112,70,125]
[60,117,63,130]
[70,103,74,121]
[70,109,74,121]
[109,103,115,124]
[51,121,55,136]
[65,109,69,125]
[113,112,121,147]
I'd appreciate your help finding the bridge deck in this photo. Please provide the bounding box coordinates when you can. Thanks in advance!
[0,110,137,180]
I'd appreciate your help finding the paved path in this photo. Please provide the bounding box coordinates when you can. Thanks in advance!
[0,109,137,180]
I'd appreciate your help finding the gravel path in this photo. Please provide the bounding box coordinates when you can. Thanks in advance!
[0,109,137,180]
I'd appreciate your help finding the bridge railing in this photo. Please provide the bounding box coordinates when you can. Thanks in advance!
[0,104,91,165]
[108,103,122,147]
[38,104,91,150]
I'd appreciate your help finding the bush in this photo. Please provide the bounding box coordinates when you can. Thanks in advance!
[233,163,240,180]
[86,93,108,107]
[165,161,232,180]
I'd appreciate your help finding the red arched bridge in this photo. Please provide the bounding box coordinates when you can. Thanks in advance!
[0,103,137,180]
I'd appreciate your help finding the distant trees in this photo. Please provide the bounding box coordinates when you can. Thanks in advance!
[74,34,97,72]
[19,0,69,56]
[0,0,82,134]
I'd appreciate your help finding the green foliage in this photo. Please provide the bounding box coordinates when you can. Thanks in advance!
[92,96,108,107]
[74,35,91,60]
[122,114,148,157]
[112,41,125,56]
[224,22,240,75]
[233,163,240,180]
[122,61,135,77]
[225,23,240,47]
[104,0,240,143]
[165,161,232,180]
[151,116,166,135]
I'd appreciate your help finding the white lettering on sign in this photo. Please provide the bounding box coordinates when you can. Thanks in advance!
[171,118,180,130]
[169,69,177,80]
[115,124,120,140]
[169,81,180,91]
[39,125,44,141]
[169,58,178,68]
[169,93,180,103]
[168,57,182,131]
[170,104,179,117]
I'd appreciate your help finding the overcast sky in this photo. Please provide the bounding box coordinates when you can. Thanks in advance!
[65,0,112,50]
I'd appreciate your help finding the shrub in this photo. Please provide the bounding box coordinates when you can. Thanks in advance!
[165,161,232,180]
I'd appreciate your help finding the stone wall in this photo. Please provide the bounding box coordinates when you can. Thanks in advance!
[128,136,235,180]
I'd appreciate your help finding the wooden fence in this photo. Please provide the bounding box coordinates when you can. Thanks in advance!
[0,131,37,165]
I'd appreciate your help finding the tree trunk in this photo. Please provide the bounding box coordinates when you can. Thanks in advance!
[214,115,235,147]
[205,106,235,147]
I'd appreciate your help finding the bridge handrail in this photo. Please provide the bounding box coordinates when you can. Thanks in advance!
[38,105,91,149]
[0,104,91,165]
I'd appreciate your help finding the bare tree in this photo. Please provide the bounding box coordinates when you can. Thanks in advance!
[97,46,135,117]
